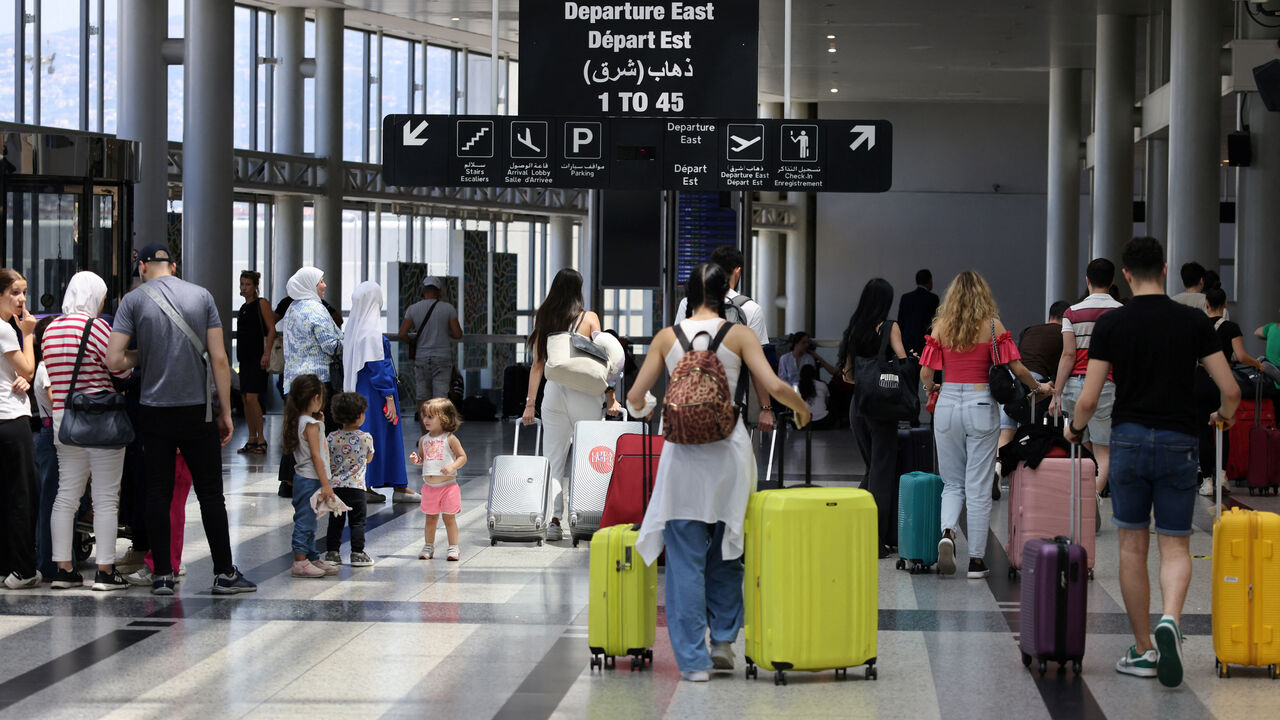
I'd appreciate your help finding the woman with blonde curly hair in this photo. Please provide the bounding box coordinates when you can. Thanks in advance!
[919,271,1050,579]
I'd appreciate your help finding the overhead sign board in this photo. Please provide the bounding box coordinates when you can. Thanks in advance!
[382,114,893,193]
[518,0,759,117]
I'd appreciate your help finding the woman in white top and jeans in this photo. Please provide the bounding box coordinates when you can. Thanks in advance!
[627,263,810,682]
[0,268,40,588]
[44,272,133,590]
[522,269,620,541]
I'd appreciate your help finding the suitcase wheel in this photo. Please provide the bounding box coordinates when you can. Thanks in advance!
[604,655,616,670]
[895,559,905,571]
[865,665,877,681]
[537,539,543,547]
[745,660,758,680]
[573,539,579,548]
[644,649,654,664]
[1008,567,1019,581]
[834,667,848,680]
[590,654,602,671]
[1072,660,1082,675]
[1270,664,1277,680]
[774,670,787,686]
[1037,660,1048,676]
[490,539,497,547]
[1215,659,1230,678]
[630,655,642,671]
[1088,569,1095,581]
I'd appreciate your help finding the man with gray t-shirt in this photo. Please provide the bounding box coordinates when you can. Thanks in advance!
[398,276,462,402]
[107,243,256,596]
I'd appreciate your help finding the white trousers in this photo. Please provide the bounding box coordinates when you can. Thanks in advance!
[51,410,126,565]
[540,381,603,520]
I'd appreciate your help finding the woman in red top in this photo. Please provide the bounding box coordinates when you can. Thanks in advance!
[919,271,1049,579]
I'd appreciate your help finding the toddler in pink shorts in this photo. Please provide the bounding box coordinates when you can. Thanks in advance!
[411,398,468,561]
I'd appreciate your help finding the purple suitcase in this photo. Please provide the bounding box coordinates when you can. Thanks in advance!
[1017,444,1089,676]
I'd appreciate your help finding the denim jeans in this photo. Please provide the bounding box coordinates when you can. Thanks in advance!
[933,384,1000,560]
[662,520,745,672]
[291,474,322,558]
[34,423,59,578]
[1108,423,1199,536]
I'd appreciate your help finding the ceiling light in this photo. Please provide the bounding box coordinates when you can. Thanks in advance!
[830,87,839,93]
[827,44,836,53]
[450,17,460,22]
[826,34,835,39]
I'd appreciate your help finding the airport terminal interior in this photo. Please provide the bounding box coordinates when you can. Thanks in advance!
[3,1,1280,718]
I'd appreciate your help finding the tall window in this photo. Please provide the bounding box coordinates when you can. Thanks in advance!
[233,6,251,148]
[0,0,14,122]
[425,44,451,114]
[166,2,183,142]
[342,28,364,161]
[380,35,411,163]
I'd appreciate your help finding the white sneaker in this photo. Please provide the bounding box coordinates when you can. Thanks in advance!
[937,535,956,576]
[1096,494,1103,532]
[1198,478,1214,497]
[419,544,434,560]
[546,521,563,542]
[393,488,422,503]
[446,545,460,562]
[710,642,734,670]
[125,567,153,586]
[680,670,710,682]
[4,571,42,589]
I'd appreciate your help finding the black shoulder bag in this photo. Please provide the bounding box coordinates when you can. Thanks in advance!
[854,320,920,422]
[987,319,1020,405]
[407,299,441,360]
[58,319,135,449]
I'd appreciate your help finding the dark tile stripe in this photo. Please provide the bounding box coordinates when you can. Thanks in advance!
[491,633,588,720]
[0,629,158,711]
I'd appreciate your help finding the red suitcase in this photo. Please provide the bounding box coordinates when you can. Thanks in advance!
[599,430,665,528]
[1246,426,1280,496]
[1227,398,1275,481]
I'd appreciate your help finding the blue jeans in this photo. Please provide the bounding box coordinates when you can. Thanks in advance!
[934,384,1000,560]
[1108,423,1199,536]
[34,423,59,578]
[291,474,322,558]
[662,520,744,672]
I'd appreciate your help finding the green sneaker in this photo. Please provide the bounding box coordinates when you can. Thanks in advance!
[1154,618,1184,687]
[1115,646,1158,678]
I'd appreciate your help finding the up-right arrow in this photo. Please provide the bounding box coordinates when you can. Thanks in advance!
[403,120,429,147]
[849,125,876,152]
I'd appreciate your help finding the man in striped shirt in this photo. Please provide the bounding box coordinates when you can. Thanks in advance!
[1052,258,1124,516]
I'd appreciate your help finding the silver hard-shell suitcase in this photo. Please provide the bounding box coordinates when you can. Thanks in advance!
[567,410,643,546]
[487,419,553,546]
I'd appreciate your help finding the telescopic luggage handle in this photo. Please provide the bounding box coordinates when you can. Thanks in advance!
[513,417,542,456]
[1215,422,1226,522]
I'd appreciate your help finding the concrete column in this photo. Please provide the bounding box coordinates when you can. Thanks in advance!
[1145,138,1168,246]
[1233,21,1280,342]
[314,8,344,301]
[273,7,305,299]
[783,102,812,334]
[1166,0,1221,292]
[182,0,234,340]
[1047,68,1083,310]
[755,231,781,337]
[548,216,575,272]
[117,0,168,250]
[1092,14,1135,268]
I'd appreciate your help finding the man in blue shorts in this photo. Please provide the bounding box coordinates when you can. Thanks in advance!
[1065,237,1239,688]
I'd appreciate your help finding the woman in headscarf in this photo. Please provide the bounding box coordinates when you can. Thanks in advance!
[277,267,342,496]
[339,281,412,510]
[43,271,134,590]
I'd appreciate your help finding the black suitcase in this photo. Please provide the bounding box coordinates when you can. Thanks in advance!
[896,425,934,477]
[502,364,545,419]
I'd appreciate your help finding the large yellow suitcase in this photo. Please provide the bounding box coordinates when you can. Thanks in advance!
[743,487,879,684]
[1212,506,1280,679]
[587,523,657,671]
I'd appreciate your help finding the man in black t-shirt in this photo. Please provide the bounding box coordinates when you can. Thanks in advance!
[1066,237,1239,689]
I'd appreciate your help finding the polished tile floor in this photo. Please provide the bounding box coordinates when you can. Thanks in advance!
[1,416,1276,719]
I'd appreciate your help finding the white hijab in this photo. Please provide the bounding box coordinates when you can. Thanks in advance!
[62,271,107,316]
[343,281,386,392]
[286,267,324,303]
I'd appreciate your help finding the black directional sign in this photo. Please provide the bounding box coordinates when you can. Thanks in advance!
[382,115,893,193]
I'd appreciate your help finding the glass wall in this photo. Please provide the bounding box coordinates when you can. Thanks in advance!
[0,0,13,122]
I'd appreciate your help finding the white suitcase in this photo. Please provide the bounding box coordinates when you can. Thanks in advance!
[567,411,643,546]
[487,419,553,546]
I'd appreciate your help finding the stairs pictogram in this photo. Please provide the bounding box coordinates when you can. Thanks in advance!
[462,126,490,151]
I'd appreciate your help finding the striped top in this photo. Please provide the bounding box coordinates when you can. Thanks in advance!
[43,314,131,411]
[1060,293,1123,376]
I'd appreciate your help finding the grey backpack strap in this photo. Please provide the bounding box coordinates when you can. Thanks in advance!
[139,283,213,422]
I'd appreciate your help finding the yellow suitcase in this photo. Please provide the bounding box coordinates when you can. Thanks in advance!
[1212,506,1280,679]
[587,523,657,671]
[743,487,879,684]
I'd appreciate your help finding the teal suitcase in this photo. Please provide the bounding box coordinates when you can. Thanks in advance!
[896,471,942,574]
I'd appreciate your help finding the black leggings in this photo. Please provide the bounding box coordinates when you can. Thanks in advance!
[0,418,38,578]
[851,401,900,547]
[325,487,368,552]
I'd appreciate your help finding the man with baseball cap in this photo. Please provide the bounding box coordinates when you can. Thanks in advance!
[398,276,462,404]
[106,243,256,596]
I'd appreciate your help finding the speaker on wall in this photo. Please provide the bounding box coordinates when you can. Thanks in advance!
[1255,59,1280,112]
[1228,131,1252,167]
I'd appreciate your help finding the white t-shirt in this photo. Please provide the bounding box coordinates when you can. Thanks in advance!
[34,363,53,419]
[777,352,816,387]
[806,380,829,423]
[0,320,32,420]
[293,415,329,479]
[675,289,769,345]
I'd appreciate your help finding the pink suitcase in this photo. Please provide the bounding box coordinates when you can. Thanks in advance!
[1006,453,1097,576]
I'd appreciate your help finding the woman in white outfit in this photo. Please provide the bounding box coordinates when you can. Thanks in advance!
[627,263,809,682]
[522,269,620,541]
[44,271,133,590]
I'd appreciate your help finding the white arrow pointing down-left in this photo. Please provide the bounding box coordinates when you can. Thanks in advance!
[403,120,429,146]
